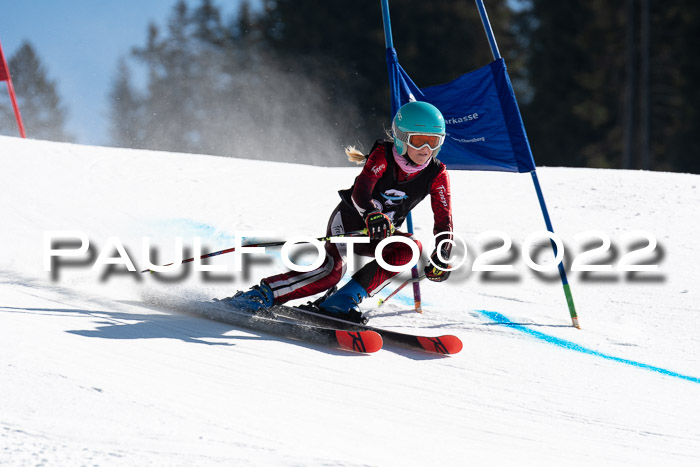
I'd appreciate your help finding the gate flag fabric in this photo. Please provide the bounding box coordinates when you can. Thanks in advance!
[0,58,7,81]
[0,44,9,81]
[386,48,536,173]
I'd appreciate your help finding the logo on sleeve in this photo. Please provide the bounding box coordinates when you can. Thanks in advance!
[436,185,448,208]
[371,163,386,175]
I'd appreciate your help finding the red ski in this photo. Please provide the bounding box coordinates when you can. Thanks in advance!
[272,304,463,355]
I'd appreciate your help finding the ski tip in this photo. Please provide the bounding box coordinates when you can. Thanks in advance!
[335,330,383,354]
[416,335,463,355]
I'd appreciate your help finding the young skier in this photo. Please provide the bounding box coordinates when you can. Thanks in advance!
[225,101,453,322]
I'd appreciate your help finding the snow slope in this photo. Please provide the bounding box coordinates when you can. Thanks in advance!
[1,135,699,466]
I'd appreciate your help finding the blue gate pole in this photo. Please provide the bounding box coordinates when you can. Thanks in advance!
[380,0,423,313]
[474,0,579,328]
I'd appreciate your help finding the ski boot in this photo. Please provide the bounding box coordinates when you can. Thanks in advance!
[315,279,369,324]
[217,281,275,313]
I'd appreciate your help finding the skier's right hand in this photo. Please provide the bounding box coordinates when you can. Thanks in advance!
[365,211,395,241]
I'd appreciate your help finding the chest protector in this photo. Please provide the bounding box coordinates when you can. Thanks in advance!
[339,140,442,228]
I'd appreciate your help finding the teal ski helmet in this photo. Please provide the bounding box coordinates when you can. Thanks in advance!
[392,101,446,157]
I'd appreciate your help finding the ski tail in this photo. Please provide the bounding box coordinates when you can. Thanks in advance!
[416,335,463,355]
[335,330,383,353]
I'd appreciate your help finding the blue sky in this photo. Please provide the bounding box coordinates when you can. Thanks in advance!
[0,0,249,145]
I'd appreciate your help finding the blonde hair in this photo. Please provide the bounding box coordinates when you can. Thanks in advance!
[345,130,395,164]
[344,146,366,164]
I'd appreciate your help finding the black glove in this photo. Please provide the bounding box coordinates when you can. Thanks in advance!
[424,249,451,282]
[365,211,394,241]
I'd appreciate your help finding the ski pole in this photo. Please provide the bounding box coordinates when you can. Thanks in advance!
[141,229,368,273]
[378,274,426,310]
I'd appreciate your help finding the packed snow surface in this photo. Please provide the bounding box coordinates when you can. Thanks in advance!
[1,135,699,466]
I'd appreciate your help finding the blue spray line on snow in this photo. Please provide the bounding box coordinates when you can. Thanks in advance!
[476,310,700,384]
[148,218,284,265]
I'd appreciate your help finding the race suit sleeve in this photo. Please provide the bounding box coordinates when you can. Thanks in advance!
[350,144,388,217]
[430,164,454,258]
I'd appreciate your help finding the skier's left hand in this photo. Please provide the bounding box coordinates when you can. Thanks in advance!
[424,249,451,282]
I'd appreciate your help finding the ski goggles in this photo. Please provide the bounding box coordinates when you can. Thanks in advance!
[406,133,445,151]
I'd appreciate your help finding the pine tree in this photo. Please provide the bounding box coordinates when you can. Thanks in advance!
[108,58,143,147]
[0,41,73,141]
[132,1,202,154]
[515,1,604,168]
[516,0,700,174]
[651,0,700,173]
